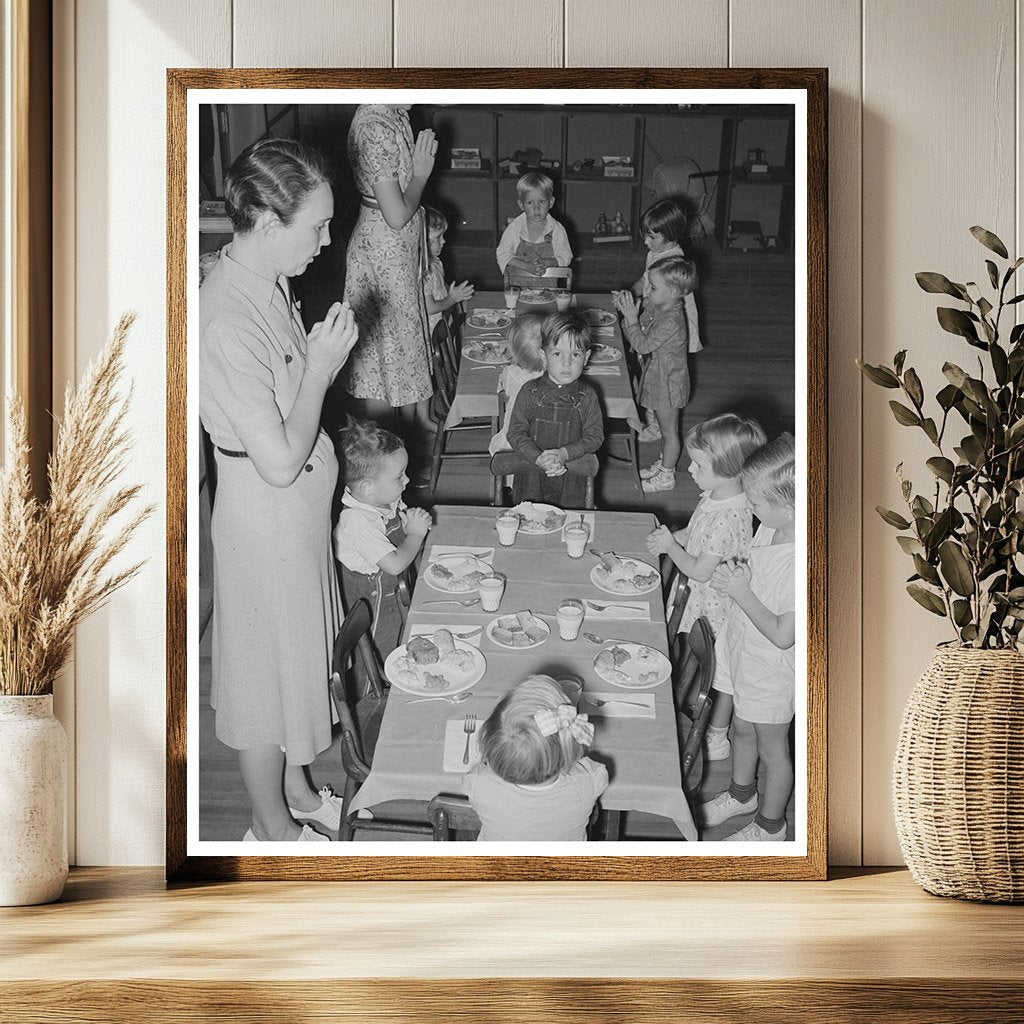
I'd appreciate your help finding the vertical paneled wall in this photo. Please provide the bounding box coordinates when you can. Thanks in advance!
[59,0,1022,865]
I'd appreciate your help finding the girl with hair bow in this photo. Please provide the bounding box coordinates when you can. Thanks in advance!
[463,676,609,842]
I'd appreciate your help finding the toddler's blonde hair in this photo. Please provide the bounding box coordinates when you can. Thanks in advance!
[517,171,555,201]
[649,255,698,297]
[479,676,587,785]
[742,432,796,507]
[685,412,767,479]
[506,313,545,373]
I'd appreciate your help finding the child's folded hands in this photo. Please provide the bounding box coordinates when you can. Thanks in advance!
[448,280,475,304]
[645,524,675,554]
[402,507,434,537]
[710,559,751,596]
[536,449,567,476]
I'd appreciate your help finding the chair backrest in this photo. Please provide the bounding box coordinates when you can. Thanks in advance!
[677,615,716,792]
[429,317,457,391]
[329,599,385,783]
[665,567,691,661]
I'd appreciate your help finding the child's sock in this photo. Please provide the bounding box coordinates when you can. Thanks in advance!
[754,811,786,835]
[729,780,757,804]
[707,725,728,739]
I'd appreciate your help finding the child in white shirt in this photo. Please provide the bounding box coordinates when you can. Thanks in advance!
[496,171,572,277]
[700,434,797,843]
[464,675,608,841]
[333,419,433,661]
[423,207,474,337]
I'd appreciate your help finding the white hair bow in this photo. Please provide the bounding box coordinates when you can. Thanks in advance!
[533,705,594,746]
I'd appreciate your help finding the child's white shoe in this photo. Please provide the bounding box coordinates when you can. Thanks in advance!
[641,467,676,492]
[723,820,786,842]
[288,786,342,831]
[704,729,732,761]
[639,459,664,480]
[700,790,757,827]
[637,422,663,441]
[242,824,330,842]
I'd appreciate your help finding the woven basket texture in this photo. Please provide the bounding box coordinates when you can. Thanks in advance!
[893,647,1024,903]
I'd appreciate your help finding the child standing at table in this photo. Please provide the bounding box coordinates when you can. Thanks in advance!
[465,675,609,841]
[507,311,604,508]
[623,198,703,443]
[423,207,474,337]
[496,171,573,278]
[489,313,545,455]
[646,412,766,760]
[333,419,433,661]
[700,434,796,842]
[613,256,698,492]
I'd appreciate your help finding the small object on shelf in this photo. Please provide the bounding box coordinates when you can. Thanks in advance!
[540,158,561,171]
[450,147,482,170]
[743,147,771,179]
[594,212,609,236]
[511,147,544,170]
[727,220,765,252]
[602,155,635,179]
[611,210,629,235]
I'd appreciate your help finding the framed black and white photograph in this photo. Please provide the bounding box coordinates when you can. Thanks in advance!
[167,68,827,881]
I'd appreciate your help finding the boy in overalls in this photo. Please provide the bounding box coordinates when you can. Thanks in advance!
[507,312,604,509]
[333,419,433,661]
[496,171,573,278]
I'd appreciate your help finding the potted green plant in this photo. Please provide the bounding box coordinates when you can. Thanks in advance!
[859,227,1024,902]
[0,314,150,905]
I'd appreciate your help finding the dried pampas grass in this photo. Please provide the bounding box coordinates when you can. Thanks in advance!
[0,313,153,695]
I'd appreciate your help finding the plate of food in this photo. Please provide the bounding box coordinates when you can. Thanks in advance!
[509,502,566,534]
[519,288,554,304]
[486,610,551,649]
[589,343,622,364]
[384,629,486,696]
[424,554,492,593]
[463,340,511,364]
[590,555,661,595]
[586,309,617,326]
[593,643,671,689]
[467,310,512,330]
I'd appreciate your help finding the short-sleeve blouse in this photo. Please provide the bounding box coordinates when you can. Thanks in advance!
[679,490,753,634]
[348,105,415,196]
[199,245,312,449]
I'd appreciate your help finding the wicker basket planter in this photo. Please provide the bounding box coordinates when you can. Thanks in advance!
[893,647,1024,902]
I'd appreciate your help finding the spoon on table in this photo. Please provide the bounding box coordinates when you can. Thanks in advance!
[404,691,474,705]
[421,597,481,607]
[581,693,649,710]
[589,548,619,570]
[583,632,634,646]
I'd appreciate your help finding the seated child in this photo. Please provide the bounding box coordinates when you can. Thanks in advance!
[700,434,797,842]
[489,313,545,455]
[646,413,766,760]
[613,255,699,493]
[423,207,474,336]
[333,419,433,660]
[496,171,573,278]
[506,311,604,509]
[465,675,609,841]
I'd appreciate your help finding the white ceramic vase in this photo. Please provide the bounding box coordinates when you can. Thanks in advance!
[0,694,68,906]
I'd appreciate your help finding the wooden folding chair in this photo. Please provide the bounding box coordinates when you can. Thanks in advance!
[674,615,716,794]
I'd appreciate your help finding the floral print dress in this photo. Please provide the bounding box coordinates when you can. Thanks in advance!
[341,105,433,406]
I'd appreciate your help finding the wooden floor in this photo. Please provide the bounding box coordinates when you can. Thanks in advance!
[199,246,796,842]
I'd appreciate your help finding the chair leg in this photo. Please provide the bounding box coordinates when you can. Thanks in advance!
[584,474,595,509]
[627,426,643,494]
[337,775,358,841]
[491,472,502,507]
[428,423,445,495]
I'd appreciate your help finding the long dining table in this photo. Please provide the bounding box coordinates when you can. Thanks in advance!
[444,291,642,432]
[348,504,696,841]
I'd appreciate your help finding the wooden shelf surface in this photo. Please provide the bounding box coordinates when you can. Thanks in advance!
[3,867,1021,1021]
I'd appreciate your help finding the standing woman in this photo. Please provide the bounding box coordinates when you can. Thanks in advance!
[200,138,359,842]
[341,104,438,431]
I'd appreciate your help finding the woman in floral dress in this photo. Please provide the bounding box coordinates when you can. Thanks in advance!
[341,105,437,431]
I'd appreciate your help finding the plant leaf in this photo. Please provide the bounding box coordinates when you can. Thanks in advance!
[937,307,981,344]
[907,583,946,617]
[978,296,993,318]
[877,506,911,530]
[970,226,1008,258]
[985,260,999,289]
[991,342,1009,385]
[889,401,921,427]
[896,535,924,557]
[936,383,960,411]
[915,272,969,300]
[952,599,972,628]
[939,540,975,597]
[926,456,954,482]
[903,367,924,406]
[893,349,907,375]
[856,360,900,388]
[921,418,939,445]
[1006,294,1024,305]
[913,554,941,586]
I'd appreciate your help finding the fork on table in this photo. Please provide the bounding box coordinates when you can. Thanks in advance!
[581,694,649,710]
[422,597,481,607]
[585,600,645,614]
[462,713,478,764]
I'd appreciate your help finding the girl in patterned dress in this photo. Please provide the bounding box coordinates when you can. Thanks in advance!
[645,413,766,760]
[422,207,474,337]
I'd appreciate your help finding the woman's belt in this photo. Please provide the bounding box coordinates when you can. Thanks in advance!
[359,194,380,209]
[215,446,249,458]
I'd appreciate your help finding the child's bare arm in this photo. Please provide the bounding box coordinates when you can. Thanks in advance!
[711,564,796,649]
[645,526,718,581]
[377,509,432,575]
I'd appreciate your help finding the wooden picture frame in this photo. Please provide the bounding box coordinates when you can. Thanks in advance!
[167,68,827,881]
